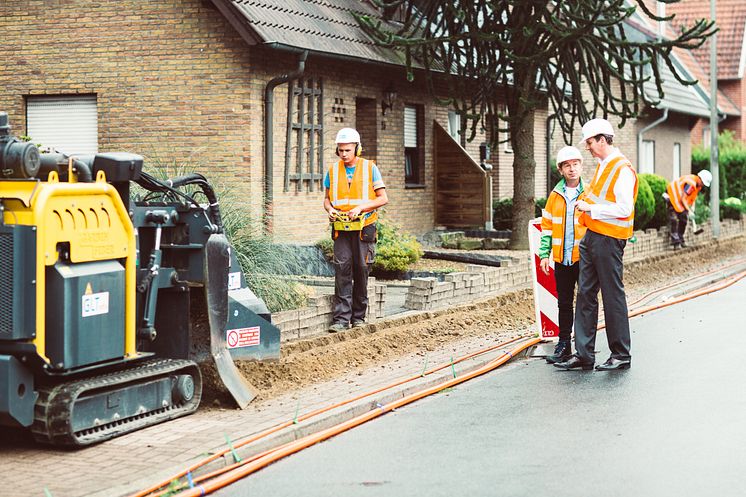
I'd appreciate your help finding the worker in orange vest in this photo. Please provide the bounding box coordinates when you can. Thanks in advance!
[663,170,711,249]
[323,128,388,333]
[539,146,587,364]
[554,118,638,372]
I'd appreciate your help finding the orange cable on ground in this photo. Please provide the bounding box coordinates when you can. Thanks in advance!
[131,335,526,497]
[172,338,542,497]
[136,262,746,497]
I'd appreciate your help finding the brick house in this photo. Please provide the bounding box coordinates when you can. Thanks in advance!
[668,0,746,145]
[0,0,553,244]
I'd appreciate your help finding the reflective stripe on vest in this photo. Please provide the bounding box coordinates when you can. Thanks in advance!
[541,193,587,264]
[582,156,638,239]
[328,158,378,226]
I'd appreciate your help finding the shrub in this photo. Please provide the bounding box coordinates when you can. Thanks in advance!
[638,173,668,229]
[633,175,655,230]
[721,197,745,220]
[692,130,746,202]
[374,218,423,273]
[492,197,550,230]
[492,198,513,230]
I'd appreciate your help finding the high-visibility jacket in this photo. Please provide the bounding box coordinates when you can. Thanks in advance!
[666,174,701,213]
[580,155,638,240]
[327,158,379,227]
[539,179,587,264]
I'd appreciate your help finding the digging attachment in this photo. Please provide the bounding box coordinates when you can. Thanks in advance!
[204,233,258,408]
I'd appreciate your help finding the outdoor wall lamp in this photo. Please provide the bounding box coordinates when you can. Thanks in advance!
[381,85,397,116]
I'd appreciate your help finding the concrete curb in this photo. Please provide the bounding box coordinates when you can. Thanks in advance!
[114,338,535,496]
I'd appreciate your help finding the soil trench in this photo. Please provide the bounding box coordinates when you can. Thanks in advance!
[203,237,746,407]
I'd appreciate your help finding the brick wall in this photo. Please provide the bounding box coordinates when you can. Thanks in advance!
[1,1,561,245]
[635,111,694,180]
[0,0,260,203]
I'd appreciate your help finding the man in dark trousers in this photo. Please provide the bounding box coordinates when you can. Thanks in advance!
[664,169,711,249]
[323,128,388,333]
[554,118,638,371]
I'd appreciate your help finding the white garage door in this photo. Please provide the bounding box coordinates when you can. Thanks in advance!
[26,95,98,155]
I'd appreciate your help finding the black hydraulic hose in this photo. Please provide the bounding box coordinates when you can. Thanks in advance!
[167,173,223,231]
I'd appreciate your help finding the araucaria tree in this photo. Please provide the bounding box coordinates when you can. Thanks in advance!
[357,1,714,248]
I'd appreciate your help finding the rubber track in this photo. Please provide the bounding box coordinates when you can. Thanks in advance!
[31,358,202,447]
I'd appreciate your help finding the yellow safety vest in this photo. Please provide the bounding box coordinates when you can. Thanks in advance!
[581,156,639,240]
[327,158,378,227]
[666,174,701,213]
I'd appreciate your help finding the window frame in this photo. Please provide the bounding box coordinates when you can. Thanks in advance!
[404,104,425,188]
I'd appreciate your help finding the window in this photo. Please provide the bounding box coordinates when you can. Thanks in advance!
[447,110,461,142]
[673,143,681,178]
[501,107,512,153]
[702,126,711,147]
[640,140,655,174]
[404,104,424,186]
[26,95,98,155]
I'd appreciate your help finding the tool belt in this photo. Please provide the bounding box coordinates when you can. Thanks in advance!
[332,212,365,232]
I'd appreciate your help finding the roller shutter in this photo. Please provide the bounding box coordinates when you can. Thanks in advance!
[26,96,98,155]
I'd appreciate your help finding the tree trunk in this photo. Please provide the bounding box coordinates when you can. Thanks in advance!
[509,108,536,250]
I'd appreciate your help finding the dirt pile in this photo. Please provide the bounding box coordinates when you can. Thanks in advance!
[205,236,745,406]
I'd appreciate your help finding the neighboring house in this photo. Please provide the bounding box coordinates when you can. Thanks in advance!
[667,0,746,145]
[549,4,735,184]
[0,0,551,243]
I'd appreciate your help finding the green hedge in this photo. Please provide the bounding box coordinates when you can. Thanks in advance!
[633,175,655,231]
[692,130,746,209]
[638,173,668,229]
[492,198,548,230]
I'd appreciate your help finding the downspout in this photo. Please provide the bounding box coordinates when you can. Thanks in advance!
[637,108,669,173]
[546,113,556,198]
[264,50,308,235]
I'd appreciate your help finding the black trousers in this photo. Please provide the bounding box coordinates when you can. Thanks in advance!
[666,199,688,244]
[555,262,580,342]
[573,230,631,363]
[332,230,375,325]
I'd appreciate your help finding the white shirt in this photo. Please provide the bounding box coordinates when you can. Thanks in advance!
[588,148,636,220]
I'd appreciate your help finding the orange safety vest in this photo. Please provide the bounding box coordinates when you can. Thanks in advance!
[581,155,639,240]
[666,174,701,213]
[327,158,379,227]
[540,181,587,264]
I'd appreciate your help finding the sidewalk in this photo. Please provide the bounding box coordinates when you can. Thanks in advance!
[0,320,530,497]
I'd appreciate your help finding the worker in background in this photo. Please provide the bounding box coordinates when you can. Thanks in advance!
[323,128,388,333]
[554,118,638,371]
[663,170,711,249]
[539,146,587,364]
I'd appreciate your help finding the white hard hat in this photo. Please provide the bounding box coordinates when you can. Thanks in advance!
[579,118,615,144]
[697,169,712,187]
[556,146,584,166]
[335,128,361,144]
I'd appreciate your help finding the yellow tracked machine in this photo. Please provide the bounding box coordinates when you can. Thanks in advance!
[0,112,279,446]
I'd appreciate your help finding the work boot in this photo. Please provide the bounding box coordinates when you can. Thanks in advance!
[328,322,349,333]
[351,319,366,328]
[546,340,572,364]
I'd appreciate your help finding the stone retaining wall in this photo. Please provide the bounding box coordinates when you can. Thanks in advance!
[272,217,744,340]
[273,279,386,341]
[404,258,531,311]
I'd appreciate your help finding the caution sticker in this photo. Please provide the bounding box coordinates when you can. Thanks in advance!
[82,291,110,317]
[228,272,241,291]
[226,326,260,349]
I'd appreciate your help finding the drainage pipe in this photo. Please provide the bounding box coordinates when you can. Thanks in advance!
[264,50,308,234]
[636,108,668,173]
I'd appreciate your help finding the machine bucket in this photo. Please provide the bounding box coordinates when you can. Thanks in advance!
[204,233,258,408]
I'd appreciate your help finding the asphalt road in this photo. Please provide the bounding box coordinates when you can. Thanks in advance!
[215,278,746,497]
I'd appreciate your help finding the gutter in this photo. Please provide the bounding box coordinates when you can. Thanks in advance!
[636,108,668,173]
[264,50,308,235]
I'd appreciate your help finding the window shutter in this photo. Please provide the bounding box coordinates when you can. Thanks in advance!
[404,106,417,147]
[27,96,98,155]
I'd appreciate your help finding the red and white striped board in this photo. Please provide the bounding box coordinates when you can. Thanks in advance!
[528,218,560,339]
